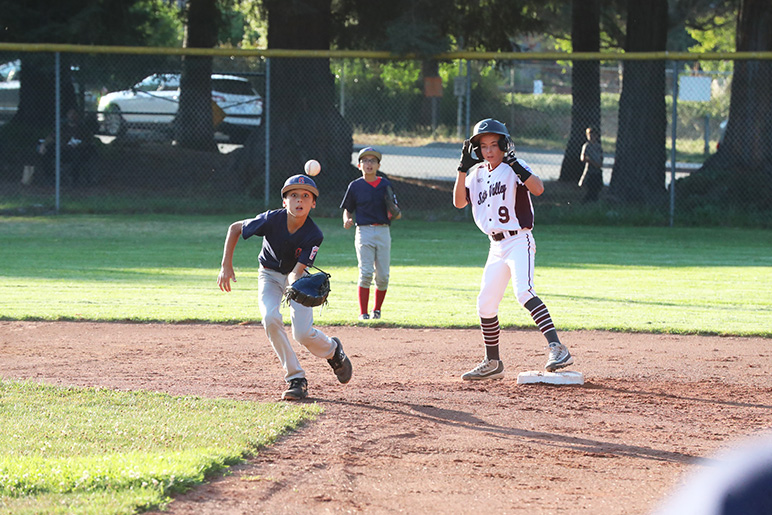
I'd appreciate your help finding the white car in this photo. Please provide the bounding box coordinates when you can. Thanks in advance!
[0,60,20,121]
[97,73,262,142]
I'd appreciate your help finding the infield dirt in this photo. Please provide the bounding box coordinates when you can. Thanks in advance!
[2,321,771,514]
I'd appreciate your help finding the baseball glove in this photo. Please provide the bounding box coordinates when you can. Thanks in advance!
[283,267,331,307]
[385,184,402,220]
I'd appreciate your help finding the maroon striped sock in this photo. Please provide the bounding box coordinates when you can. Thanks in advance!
[525,297,559,343]
[481,316,500,361]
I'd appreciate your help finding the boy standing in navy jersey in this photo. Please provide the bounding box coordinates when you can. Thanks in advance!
[340,147,400,320]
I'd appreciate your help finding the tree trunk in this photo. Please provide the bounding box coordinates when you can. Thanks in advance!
[0,54,77,180]
[255,0,354,198]
[708,0,772,172]
[679,0,772,213]
[10,54,76,132]
[175,0,218,152]
[609,0,668,204]
[559,0,601,185]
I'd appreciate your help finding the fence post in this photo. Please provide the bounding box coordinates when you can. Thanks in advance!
[703,114,710,155]
[55,52,61,214]
[669,60,678,227]
[339,59,345,118]
[464,60,471,138]
[455,59,464,139]
[510,64,515,130]
[264,58,271,209]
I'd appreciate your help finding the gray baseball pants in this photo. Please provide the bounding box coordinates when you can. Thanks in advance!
[258,267,336,382]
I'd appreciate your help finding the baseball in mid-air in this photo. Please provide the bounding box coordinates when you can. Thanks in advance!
[304,159,321,176]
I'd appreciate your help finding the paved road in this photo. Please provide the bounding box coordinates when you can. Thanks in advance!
[351,144,569,183]
[99,132,698,186]
[351,144,699,186]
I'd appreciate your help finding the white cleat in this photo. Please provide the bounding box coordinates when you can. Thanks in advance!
[462,358,505,380]
[545,342,574,372]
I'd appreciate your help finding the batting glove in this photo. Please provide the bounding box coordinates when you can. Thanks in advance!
[504,149,532,182]
[458,139,482,173]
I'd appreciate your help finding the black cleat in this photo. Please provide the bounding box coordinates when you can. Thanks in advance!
[327,337,353,384]
[282,377,308,400]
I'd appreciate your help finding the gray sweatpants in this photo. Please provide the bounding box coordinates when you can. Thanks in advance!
[258,267,336,382]
[355,224,391,290]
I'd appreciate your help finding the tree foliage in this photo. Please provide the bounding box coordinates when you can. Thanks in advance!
[686,12,737,72]
[0,0,173,46]
[330,0,551,53]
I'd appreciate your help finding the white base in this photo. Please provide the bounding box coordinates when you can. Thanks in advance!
[517,370,584,385]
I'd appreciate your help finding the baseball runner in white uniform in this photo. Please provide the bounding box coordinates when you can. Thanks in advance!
[453,118,574,380]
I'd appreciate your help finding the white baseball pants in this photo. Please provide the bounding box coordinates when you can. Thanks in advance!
[477,230,537,318]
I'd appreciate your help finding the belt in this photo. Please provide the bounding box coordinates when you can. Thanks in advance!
[491,230,518,241]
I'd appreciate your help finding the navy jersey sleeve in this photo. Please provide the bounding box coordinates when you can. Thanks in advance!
[241,210,272,240]
[340,181,356,212]
[241,209,324,274]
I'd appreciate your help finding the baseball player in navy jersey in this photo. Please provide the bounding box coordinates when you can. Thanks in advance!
[217,174,352,400]
[453,118,574,380]
[340,147,399,320]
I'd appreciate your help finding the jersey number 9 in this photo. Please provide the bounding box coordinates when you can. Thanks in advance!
[498,206,510,223]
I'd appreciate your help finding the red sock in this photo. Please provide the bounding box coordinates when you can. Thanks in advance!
[374,289,387,311]
[358,287,370,315]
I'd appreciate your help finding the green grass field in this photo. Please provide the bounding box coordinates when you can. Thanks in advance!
[1,214,770,514]
[0,380,320,514]
[1,215,770,336]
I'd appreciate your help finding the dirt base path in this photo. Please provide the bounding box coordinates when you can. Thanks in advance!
[2,321,771,514]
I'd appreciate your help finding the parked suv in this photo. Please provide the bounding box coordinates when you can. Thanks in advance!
[97,73,262,142]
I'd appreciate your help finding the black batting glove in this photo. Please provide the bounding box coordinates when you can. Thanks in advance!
[504,149,532,182]
[457,139,482,173]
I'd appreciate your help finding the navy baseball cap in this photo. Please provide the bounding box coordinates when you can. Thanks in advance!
[357,147,382,162]
[281,174,319,198]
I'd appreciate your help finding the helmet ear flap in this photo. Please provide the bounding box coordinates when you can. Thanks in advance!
[497,137,508,151]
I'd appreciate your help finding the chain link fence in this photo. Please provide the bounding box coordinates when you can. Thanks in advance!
[0,46,768,227]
